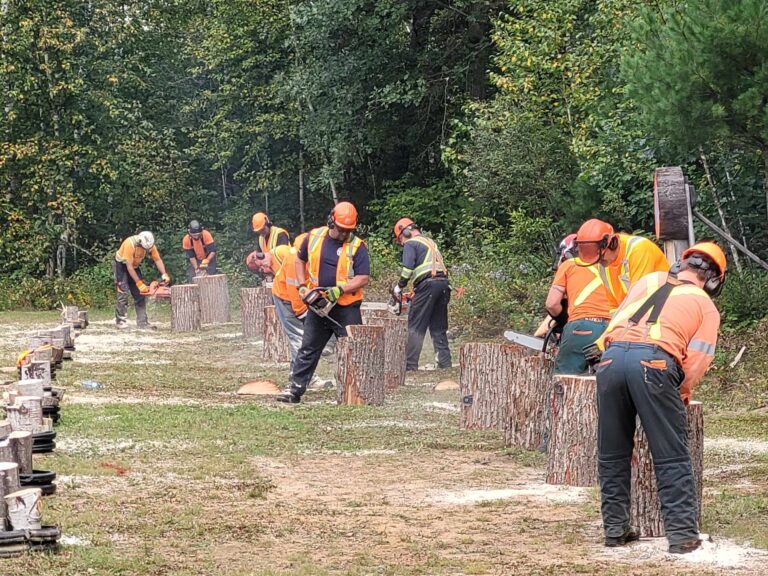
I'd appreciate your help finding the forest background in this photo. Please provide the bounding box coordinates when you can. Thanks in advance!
[1,0,767,334]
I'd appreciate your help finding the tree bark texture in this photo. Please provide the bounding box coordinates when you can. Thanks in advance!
[262,305,291,364]
[77,310,89,329]
[56,324,75,350]
[16,379,44,398]
[0,462,20,529]
[361,307,391,325]
[0,440,14,465]
[546,375,598,487]
[459,342,530,430]
[240,287,272,338]
[5,396,43,432]
[193,274,231,325]
[170,284,202,332]
[629,401,704,537]
[0,419,11,437]
[654,166,690,240]
[335,324,385,406]
[366,316,408,390]
[504,355,555,451]
[9,431,33,476]
[5,487,43,530]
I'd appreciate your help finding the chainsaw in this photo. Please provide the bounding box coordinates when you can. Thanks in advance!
[387,284,413,316]
[302,287,343,330]
[148,280,172,301]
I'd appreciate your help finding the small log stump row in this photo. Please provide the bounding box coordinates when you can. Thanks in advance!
[170,284,202,332]
[335,324,385,406]
[262,305,292,364]
[459,342,530,430]
[9,431,33,475]
[240,287,273,338]
[504,355,554,451]
[546,375,598,487]
[5,396,43,432]
[0,462,21,528]
[5,487,43,530]
[62,305,80,325]
[630,401,704,537]
[20,362,51,387]
[366,315,408,390]
[16,379,44,398]
[193,274,231,325]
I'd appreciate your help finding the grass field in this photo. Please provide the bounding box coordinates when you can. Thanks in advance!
[0,305,767,575]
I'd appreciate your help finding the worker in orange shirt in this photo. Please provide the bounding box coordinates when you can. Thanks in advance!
[251,212,290,253]
[545,234,612,374]
[182,220,217,281]
[270,245,308,365]
[574,219,669,310]
[114,231,170,329]
[591,242,725,555]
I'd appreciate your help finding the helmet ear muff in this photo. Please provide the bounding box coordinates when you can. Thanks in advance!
[606,235,618,251]
[400,226,413,240]
[327,212,335,229]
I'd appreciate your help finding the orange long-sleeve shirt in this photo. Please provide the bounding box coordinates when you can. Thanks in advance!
[602,271,720,403]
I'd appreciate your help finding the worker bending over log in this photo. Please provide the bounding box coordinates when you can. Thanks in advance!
[589,242,726,554]
[392,218,451,371]
[114,231,170,330]
[277,202,370,404]
[182,220,217,281]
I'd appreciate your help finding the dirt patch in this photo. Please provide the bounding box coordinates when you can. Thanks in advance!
[706,437,768,456]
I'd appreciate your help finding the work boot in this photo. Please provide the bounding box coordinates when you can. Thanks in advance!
[668,538,702,554]
[275,391,301,404]
[137,323,158,331]
[116,321,128,330]
[604,528,640,548]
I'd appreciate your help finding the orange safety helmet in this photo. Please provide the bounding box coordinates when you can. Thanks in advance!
[682,242,727,281]
[393,217,415,240]
[252,212,270,232]
[330,201,358,230]
[272,245,291,268]
[293,232,308,251]
[576,219,615,244]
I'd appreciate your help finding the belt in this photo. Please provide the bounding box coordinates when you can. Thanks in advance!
[576,317,609,323]
[605,341,677,363]
[414,273,447,287]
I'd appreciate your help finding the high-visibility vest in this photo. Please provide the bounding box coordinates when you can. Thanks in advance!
[273,249,308,317]
[406,236,447,282]
[598,234,668,307]
[259,226,289,253]
[306,226,364,306]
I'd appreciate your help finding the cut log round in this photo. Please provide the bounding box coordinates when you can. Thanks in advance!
[335,324,386,406]
[236,380,281,395]
[0,462,21,529]
[16,379,45,398]
[20,362,51,387]
[5,396,43,433]
[546,375,598,487]
[459,342,530,430]
[361,308,391,325]
[193,274,231,325]
[62,305,79,325]
[31,347,53,364]
[262,305,292,364]
[77,310,89,329]
[55,324,74,350]
[5,487,43,530]
[0,439,14,464]
[0,420,11,437]
[170,284,202,332]
[504,355,554,451]
[29,334,52,349]
[9,431,33,475]
[366,316,408,390]
[654,166,691,241]
[630,401,704,537]
[240,287,272,338]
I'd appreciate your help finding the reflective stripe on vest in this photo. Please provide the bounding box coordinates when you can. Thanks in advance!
[408,236,447,281]
[572,265,603,308]
[306,227,362,288]
[599,235,644,302]
[259,226,287,252]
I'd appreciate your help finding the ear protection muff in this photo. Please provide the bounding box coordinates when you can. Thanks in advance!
[686,254,724,297]
[327,210,335,229]
[400,226,413,240]
[600,234,619,251]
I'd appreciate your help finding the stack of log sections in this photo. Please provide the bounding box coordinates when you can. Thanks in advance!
[457,341,706,534]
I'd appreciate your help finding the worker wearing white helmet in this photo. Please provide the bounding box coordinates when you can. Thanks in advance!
[114,231,170,329]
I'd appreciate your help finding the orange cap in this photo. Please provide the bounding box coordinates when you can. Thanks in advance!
[293,232,308,251]
[272,245,291,268]
[332,202,358,230]
[252,212,269,232]
[682,242,727,280]
[576,219,614,243]
[393,217,415,239]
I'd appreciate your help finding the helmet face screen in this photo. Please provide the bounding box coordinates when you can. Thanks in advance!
[575,241,600,262]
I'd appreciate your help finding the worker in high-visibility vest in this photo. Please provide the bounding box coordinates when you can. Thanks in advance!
[545,234,612,374]
[574,219,669,310]
[392,218,451,370]
[592,242,725,555]
[252,212,289,253]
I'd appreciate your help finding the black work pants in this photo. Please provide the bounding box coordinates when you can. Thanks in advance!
[406,277,451,370]
[596,342,698,545]
[289,302,362,397]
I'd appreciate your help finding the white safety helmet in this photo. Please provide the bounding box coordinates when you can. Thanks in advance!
[137,231,155,250]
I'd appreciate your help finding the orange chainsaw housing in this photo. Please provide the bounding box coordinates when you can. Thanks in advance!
[148,281,171,300]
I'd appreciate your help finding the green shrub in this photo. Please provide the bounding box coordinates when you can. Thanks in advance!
[717,269,768,330]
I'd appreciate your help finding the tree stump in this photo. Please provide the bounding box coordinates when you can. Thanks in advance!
[504,355,554,451]
[20,362,51,387]
[0,462,20,529]
[77,310,89,329]
[262,305,292,363]
[9,431,33,475]
[361,307,391,325]
[367,316,408,390]
[240,287,272,338]
[5,487,43,530]
[62,305,79,325]
[335,324,386,406]
[0,439,14,464]
[0,420,11,437]
[31,346,53,364]
[29,333,52,349]
[170,284,202,332]
[56,324,75,350]
[192,274,230,325]
[630,401,704,536]
[16,379,44,398]
[459,342,529,430]
[5,396,43,432]
[546,375,598,487]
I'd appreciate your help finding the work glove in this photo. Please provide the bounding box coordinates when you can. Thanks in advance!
[297,311,307,322]
[326,286,343,303]
[582,343,603,367]
[161,273,171,285]
[391,283,403,299]
[136,280,151,295]
[200,259,209,271]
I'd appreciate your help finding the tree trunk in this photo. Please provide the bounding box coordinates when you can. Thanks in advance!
[193,274,231,324]
[367,316,408,390]
[240,287,272,338]
[546,375,598,487]
[335,324,386,406]
[459,342,530,430]
[5,396,43,432]
[504,355,554,451]
[262,305,292,364]
[630,401,704,537]
[5,487,43,530]
[55,324,74,350]
[170,284,201,332]
[8,431,33,475]
[20,361,51,387]
[699,148,742,273]
[0,440,14,464]
[0,462,20,529]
